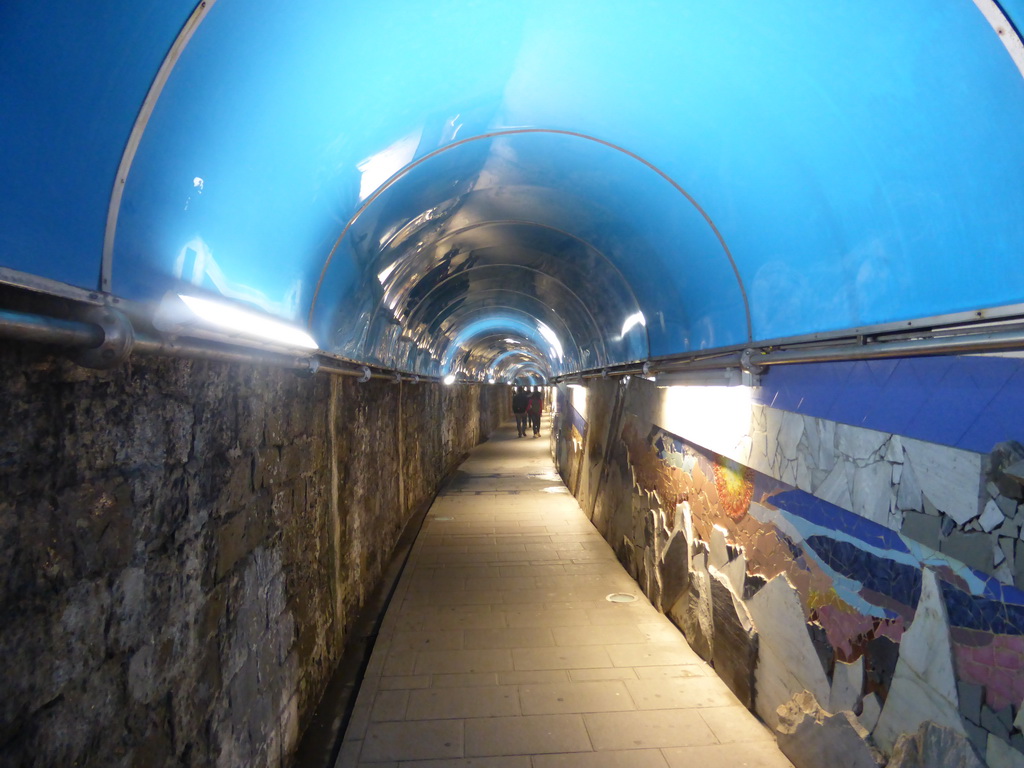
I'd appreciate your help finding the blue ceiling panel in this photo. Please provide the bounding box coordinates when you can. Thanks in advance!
[0,1,195,289]
[2,0,1023,380]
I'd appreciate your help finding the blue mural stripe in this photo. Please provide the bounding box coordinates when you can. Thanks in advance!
[755,356,1024,454]
[770,489,911,554]
[806,535,922,612]
[940,579,1024,635]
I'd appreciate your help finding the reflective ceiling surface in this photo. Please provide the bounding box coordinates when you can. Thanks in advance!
[2,1,1023,380]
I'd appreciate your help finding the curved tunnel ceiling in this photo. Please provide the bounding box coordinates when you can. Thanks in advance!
[3,1,1024,380]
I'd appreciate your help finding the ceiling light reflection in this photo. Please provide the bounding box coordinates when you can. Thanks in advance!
[620,312,646,338]
[537,322,563,360]
[177,294,318,350]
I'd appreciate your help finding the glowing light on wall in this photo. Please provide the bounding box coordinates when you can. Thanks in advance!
[569,383,588,418]
[620,312,646,338]
[443,373,456,385]
[658,384,754,465]
[177,294,318,350]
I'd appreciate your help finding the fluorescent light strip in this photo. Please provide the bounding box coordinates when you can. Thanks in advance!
[178,294,319,350]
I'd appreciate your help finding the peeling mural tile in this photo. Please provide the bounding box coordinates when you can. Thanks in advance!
[859,693,882,732]
[831,656,864,714]
[887,722,985,768]
[902,438,983,526]
[709,570,757,709]
[988,733,1024,768]
[776,691,884,768]
[748,575,831,728]
[873,570,964,751]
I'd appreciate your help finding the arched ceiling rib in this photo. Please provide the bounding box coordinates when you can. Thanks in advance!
[400,283,607,364]
[2,0,1024,378]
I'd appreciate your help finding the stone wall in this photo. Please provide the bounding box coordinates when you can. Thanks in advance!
[553,356,1024,768]
[0,342,505,768]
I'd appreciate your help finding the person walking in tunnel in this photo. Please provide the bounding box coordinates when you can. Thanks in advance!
[511,386,529,437]
[526,388,543,437]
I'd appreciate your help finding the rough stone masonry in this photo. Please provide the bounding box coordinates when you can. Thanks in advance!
[0,341,504,767]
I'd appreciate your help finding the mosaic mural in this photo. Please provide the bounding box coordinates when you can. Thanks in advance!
[557,379,1024,766]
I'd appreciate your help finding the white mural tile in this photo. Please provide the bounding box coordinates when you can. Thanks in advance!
[988,735,1024,768]
[748,430,770,476]
[980,499,1005,533]
[896,457,923,512]
[1007,460,1024,484]
[853,460,898,529]
[748,575,831,728]
[752,403,767,431]
[874,569,964,751]
[892,462,903,484]
[719,553,747,598]
[779,411,804,461]
[885,435,904,463]
[803,414,821,465]
[710,525,730,570]
[765,408,784,451]
[830,656,864,714]
[818,419,837,472]
[836,425,889,462]
[860,693,882,732]
[902,438,982,525]
[781,459,798,488]
[816,461,854,511]
[735,434,753,465]
[796,454,813,492]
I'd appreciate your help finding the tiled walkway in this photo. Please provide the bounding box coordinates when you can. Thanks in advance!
[338,420,794,768]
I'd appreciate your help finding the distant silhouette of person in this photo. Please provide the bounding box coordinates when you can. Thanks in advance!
[526,389,543,437]
[512,387,529,437]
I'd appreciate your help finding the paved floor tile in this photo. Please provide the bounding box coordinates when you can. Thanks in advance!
[414,649,513,675]
[584,709,718,750]
[406,686,520,720]
[606,643,704,667]
[504,608,592,628]
[379,675,431,691]
[512,646,613,671]
[361,720,464,762]
[699,706,777,743]
[390,629,465,651]
[370,690,410,721]
[624,676,740,710]
[465,714,592,756]
[634,665,709,680]
[396,758,531,768]
[430,672,499,688]
[497,670,568,685]
[463,627,555,650]
[662,742,795,767]
[519,680,635,715]
[532,749,670,768]
[340,420,792,768]
[569,668,638,682]
[552,624,649,647]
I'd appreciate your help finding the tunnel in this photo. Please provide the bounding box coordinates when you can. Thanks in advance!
[3,1,1024,765]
